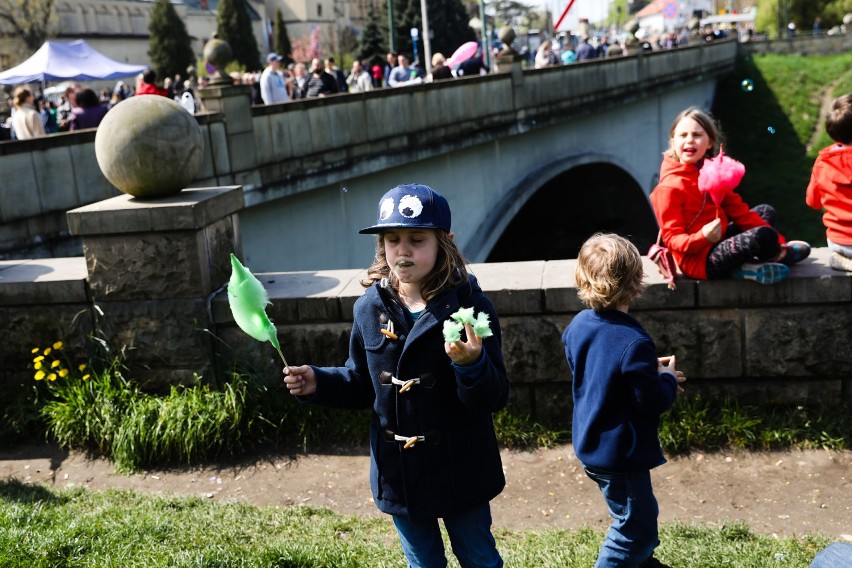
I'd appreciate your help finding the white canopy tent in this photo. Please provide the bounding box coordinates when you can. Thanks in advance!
[0,40,147,85]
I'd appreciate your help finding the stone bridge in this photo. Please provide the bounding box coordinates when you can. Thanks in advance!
[1,39,738,271]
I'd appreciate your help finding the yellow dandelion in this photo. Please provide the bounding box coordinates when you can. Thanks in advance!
[78,363,87,372]
[31,347,40,354]
[34,362,43,370]
[43,347,52,356]
[53,341,63,350]
[82,374,91,380]
[34,370,46,381]
[33,355,44,363]
[47,373,57,381]
[58,369,69,378]
[51,360,60,368]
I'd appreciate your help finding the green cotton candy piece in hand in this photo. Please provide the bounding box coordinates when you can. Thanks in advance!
[227,253,280,349]
[443,320,463,343]
[451,307,476,326]
[472,311,493,338]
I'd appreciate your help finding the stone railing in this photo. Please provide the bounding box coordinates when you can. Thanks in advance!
[741,32,852,56]
[2,186,848,426]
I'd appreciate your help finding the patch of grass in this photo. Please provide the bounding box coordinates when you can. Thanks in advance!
[713,51,852,245]
[659,396,851,454]
[0,483,831,567]
[493,408,567,449]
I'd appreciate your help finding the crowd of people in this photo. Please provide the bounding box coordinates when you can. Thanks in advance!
[235,49,490,106]
[1,68,198,141]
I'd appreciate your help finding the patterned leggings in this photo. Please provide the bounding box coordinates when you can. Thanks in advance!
[705,204,782,280]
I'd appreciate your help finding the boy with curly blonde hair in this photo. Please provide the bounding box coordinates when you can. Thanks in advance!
[563,233,685,568]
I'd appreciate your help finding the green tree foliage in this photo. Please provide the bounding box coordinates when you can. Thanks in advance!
[0,0,56,52]
[756,0,852,38]
[148,0,194,82]
[491,0,537,28]
[217,0,261,70]
[358,3,386,63]
[273,8,293,65]
[382,0,476,61]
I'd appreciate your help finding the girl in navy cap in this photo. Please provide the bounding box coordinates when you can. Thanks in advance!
[284,183,509,567]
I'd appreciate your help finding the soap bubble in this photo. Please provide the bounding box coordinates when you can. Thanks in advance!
[341,186,349,193]
[740,79,754,92]
[767,126,776,134]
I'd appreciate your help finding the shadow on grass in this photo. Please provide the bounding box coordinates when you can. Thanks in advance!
[713,55,825,245]
[0,478,64,504]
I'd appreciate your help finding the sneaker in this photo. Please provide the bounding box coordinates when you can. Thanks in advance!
[639,556,672,568]
[829,252,852,272]
[732,262,789,284]
[781,240,811,265]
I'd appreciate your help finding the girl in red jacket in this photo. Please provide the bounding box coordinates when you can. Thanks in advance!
[650,107,810,284]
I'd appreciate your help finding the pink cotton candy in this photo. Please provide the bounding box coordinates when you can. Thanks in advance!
[698,147,746,208]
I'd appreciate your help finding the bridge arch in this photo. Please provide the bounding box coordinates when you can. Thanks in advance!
[465,152,659,263]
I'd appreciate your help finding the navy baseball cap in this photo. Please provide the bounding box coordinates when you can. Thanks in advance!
[359,184,451,234]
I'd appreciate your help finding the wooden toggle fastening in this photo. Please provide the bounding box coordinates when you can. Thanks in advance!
[384,429,441,448]
[380,371,419,392]
[379,313,398,340]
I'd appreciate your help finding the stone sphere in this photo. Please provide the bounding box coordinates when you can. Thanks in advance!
[95,95,204,198]
[844,13,852,25]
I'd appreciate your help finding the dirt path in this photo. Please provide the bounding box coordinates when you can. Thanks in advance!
[1,444,849,540]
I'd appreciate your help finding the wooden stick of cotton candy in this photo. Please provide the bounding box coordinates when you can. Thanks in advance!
[227,253,288,367]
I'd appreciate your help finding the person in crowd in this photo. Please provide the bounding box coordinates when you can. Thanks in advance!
[57,85,79,131]
[136,69,170,97]
[325,57,348,93]
[163,77,175,99]
[283,183,509,568]
[346,60,373,93]
[384,51,399,87]
[576,34,597,60]
[112,80,131,103]
[260,52,289,104]
[456,53,488,77]
[40,99,59,133]
[306,58,339,97]
[291,63,309,99]
[388,54,421,86]
[68,88,109,131]
[806,93,852,272]
[427,53,453,81]
[597,35,611,57]
[650,107,810,284]
[535,39,557,68]
[371,60,384,88]
[563,233,685,568]
[11,87,46,139]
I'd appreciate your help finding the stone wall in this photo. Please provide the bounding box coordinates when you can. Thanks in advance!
[2,246,850,427]
[740,33,852,56]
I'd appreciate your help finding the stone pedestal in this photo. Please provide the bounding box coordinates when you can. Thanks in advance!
[67,187,244,387]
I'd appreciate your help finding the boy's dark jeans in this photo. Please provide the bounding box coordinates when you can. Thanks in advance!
[585,467,660,568]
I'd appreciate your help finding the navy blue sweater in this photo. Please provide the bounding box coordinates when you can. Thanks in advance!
[563,309,677,472]
[307,276,509,519]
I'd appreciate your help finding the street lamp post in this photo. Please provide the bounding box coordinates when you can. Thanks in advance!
[420,0,433,73]
[388,0,396,52]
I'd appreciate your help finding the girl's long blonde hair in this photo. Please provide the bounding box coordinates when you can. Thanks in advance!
[664,106,724,162]
[361,230,469,302]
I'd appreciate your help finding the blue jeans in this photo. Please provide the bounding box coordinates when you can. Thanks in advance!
[392,502,503,568]
[810,542,852,568]
[585,468,660,568]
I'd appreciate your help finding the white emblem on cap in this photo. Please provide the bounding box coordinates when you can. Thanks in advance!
[398,195,423,219]
[379,197,395,221]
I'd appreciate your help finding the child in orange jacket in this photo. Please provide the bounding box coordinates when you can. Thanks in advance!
[806,93,852,272]
[650,107,810,284]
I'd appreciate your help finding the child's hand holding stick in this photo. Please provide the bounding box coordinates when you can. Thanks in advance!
[658,355,686,394]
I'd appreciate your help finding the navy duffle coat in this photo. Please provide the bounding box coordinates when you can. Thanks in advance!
[307,275,509,519]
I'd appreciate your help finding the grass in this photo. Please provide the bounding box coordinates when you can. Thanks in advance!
[713,51,852,245]
[0,480,831,567]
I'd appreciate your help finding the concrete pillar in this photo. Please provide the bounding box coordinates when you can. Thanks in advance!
[66,187,244,387]
[197,84,260,187]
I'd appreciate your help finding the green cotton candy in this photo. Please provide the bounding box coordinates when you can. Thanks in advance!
[472,311,493,338]
[227,253,280,349]
[450,307,476,326]
[443,320,463,343]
